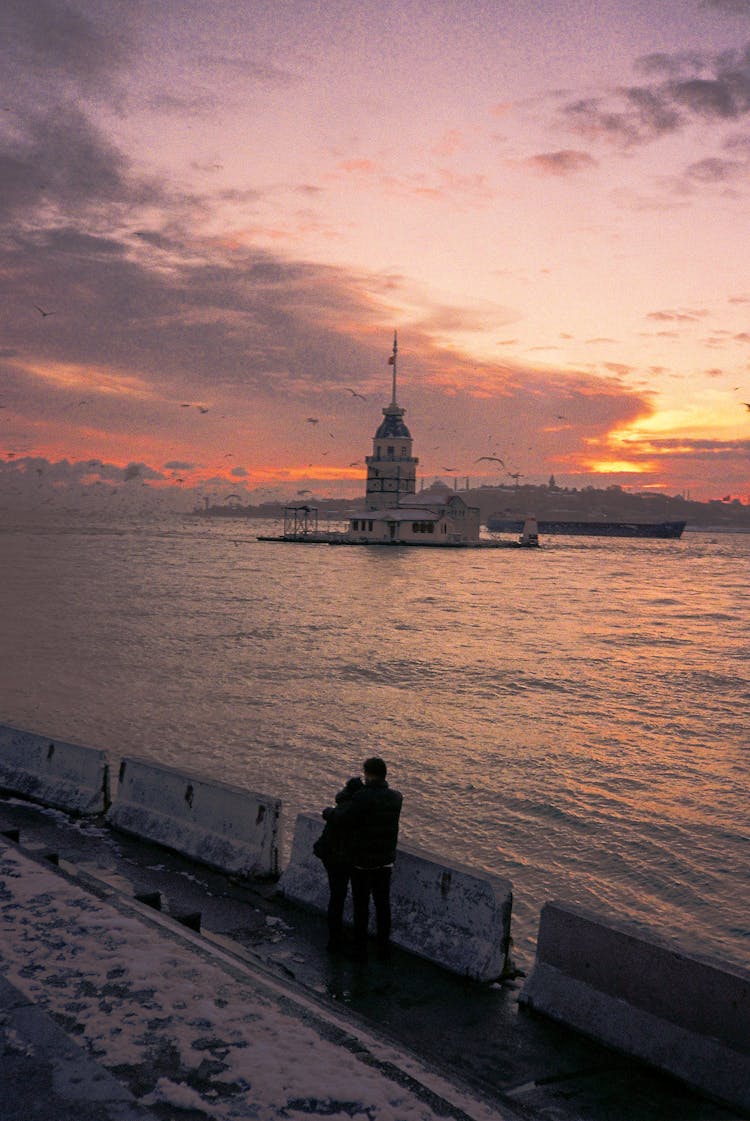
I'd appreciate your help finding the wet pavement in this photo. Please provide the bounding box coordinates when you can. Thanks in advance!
[0,794,746,1121]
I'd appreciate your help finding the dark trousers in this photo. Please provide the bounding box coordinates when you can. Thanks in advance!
[325,862,351,947]
[351,865,392,953]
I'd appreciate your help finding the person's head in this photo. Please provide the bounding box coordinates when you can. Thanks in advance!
[363,756,387,783]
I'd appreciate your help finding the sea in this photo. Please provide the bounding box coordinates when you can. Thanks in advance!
[1,511,748,973]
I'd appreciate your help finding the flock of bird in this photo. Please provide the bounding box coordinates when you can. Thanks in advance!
[10,303,750,494]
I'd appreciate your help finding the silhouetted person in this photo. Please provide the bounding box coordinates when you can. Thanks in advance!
[316,774,363,952]
[327,756,402,962]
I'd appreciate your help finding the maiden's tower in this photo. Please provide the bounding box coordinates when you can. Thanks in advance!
[345,334,480,546]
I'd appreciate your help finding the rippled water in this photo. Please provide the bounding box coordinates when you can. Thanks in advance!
[2,512,748,969]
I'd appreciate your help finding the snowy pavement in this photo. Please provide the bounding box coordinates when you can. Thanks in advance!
[0,839,505,1121]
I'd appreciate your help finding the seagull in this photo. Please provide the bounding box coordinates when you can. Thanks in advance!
[442,466,458,472]
[306,417,319,425]
[475,455,506,468]
[345,387,367,400]
[33,303,55,317]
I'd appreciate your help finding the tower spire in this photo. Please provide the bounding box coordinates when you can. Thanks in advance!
[388,329,398,405]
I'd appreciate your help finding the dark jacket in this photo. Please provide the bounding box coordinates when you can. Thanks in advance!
[328,778,403,869]
[316,776,363,866]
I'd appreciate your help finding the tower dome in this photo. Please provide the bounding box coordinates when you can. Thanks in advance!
[374,406,411,440]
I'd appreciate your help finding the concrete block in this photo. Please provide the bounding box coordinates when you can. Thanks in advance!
[278,812,513,980]
[0,724,110,815]
[519,900,750,1112]
[108,756,280,878]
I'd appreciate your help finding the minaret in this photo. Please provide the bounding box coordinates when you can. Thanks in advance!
[364,331,419,510]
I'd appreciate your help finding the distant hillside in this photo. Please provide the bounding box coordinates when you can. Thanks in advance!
[194,483,750,530]
[464,483,750,530]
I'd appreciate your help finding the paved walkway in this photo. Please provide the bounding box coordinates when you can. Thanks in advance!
[0,971,157,1121]
[0,798,746,1121]
[0,838,504,1121]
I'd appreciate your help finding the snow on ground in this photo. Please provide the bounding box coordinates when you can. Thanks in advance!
[0,845,503,1120]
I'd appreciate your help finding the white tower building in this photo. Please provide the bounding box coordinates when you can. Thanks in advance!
[364,331,419,510]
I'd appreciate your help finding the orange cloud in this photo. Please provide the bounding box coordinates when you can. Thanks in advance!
[338,158,378,174]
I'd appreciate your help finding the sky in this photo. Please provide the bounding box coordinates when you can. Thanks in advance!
[2,0,750,511]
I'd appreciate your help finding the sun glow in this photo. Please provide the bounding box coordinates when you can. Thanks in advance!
[589,460,650,474]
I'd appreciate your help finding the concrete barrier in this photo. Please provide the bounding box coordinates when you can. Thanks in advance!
[108,757,281,878]
[0,724,110,815]
[519,901,750,1112]
[278,812,513,980]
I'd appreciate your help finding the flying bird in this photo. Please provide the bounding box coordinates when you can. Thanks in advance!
[32,303,55,317]
[475,455,506,468]
[345,387,367,400]
[442,466,458,472]
[743,403,750,411]
[306,417,319,425]
[198,406,210,413]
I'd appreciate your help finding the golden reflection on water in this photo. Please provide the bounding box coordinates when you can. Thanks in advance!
[1,516,748,968]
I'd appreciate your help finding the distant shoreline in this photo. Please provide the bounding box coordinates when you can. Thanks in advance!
[190,481,750,533]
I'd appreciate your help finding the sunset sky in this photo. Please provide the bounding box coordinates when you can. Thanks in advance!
[2,0,750,509]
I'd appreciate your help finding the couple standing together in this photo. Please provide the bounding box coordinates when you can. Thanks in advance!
[317,756,402,963]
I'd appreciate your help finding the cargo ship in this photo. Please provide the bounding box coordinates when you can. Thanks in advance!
[486,517,686,539]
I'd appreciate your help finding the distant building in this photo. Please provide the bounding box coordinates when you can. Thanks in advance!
[345,334,480,546]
